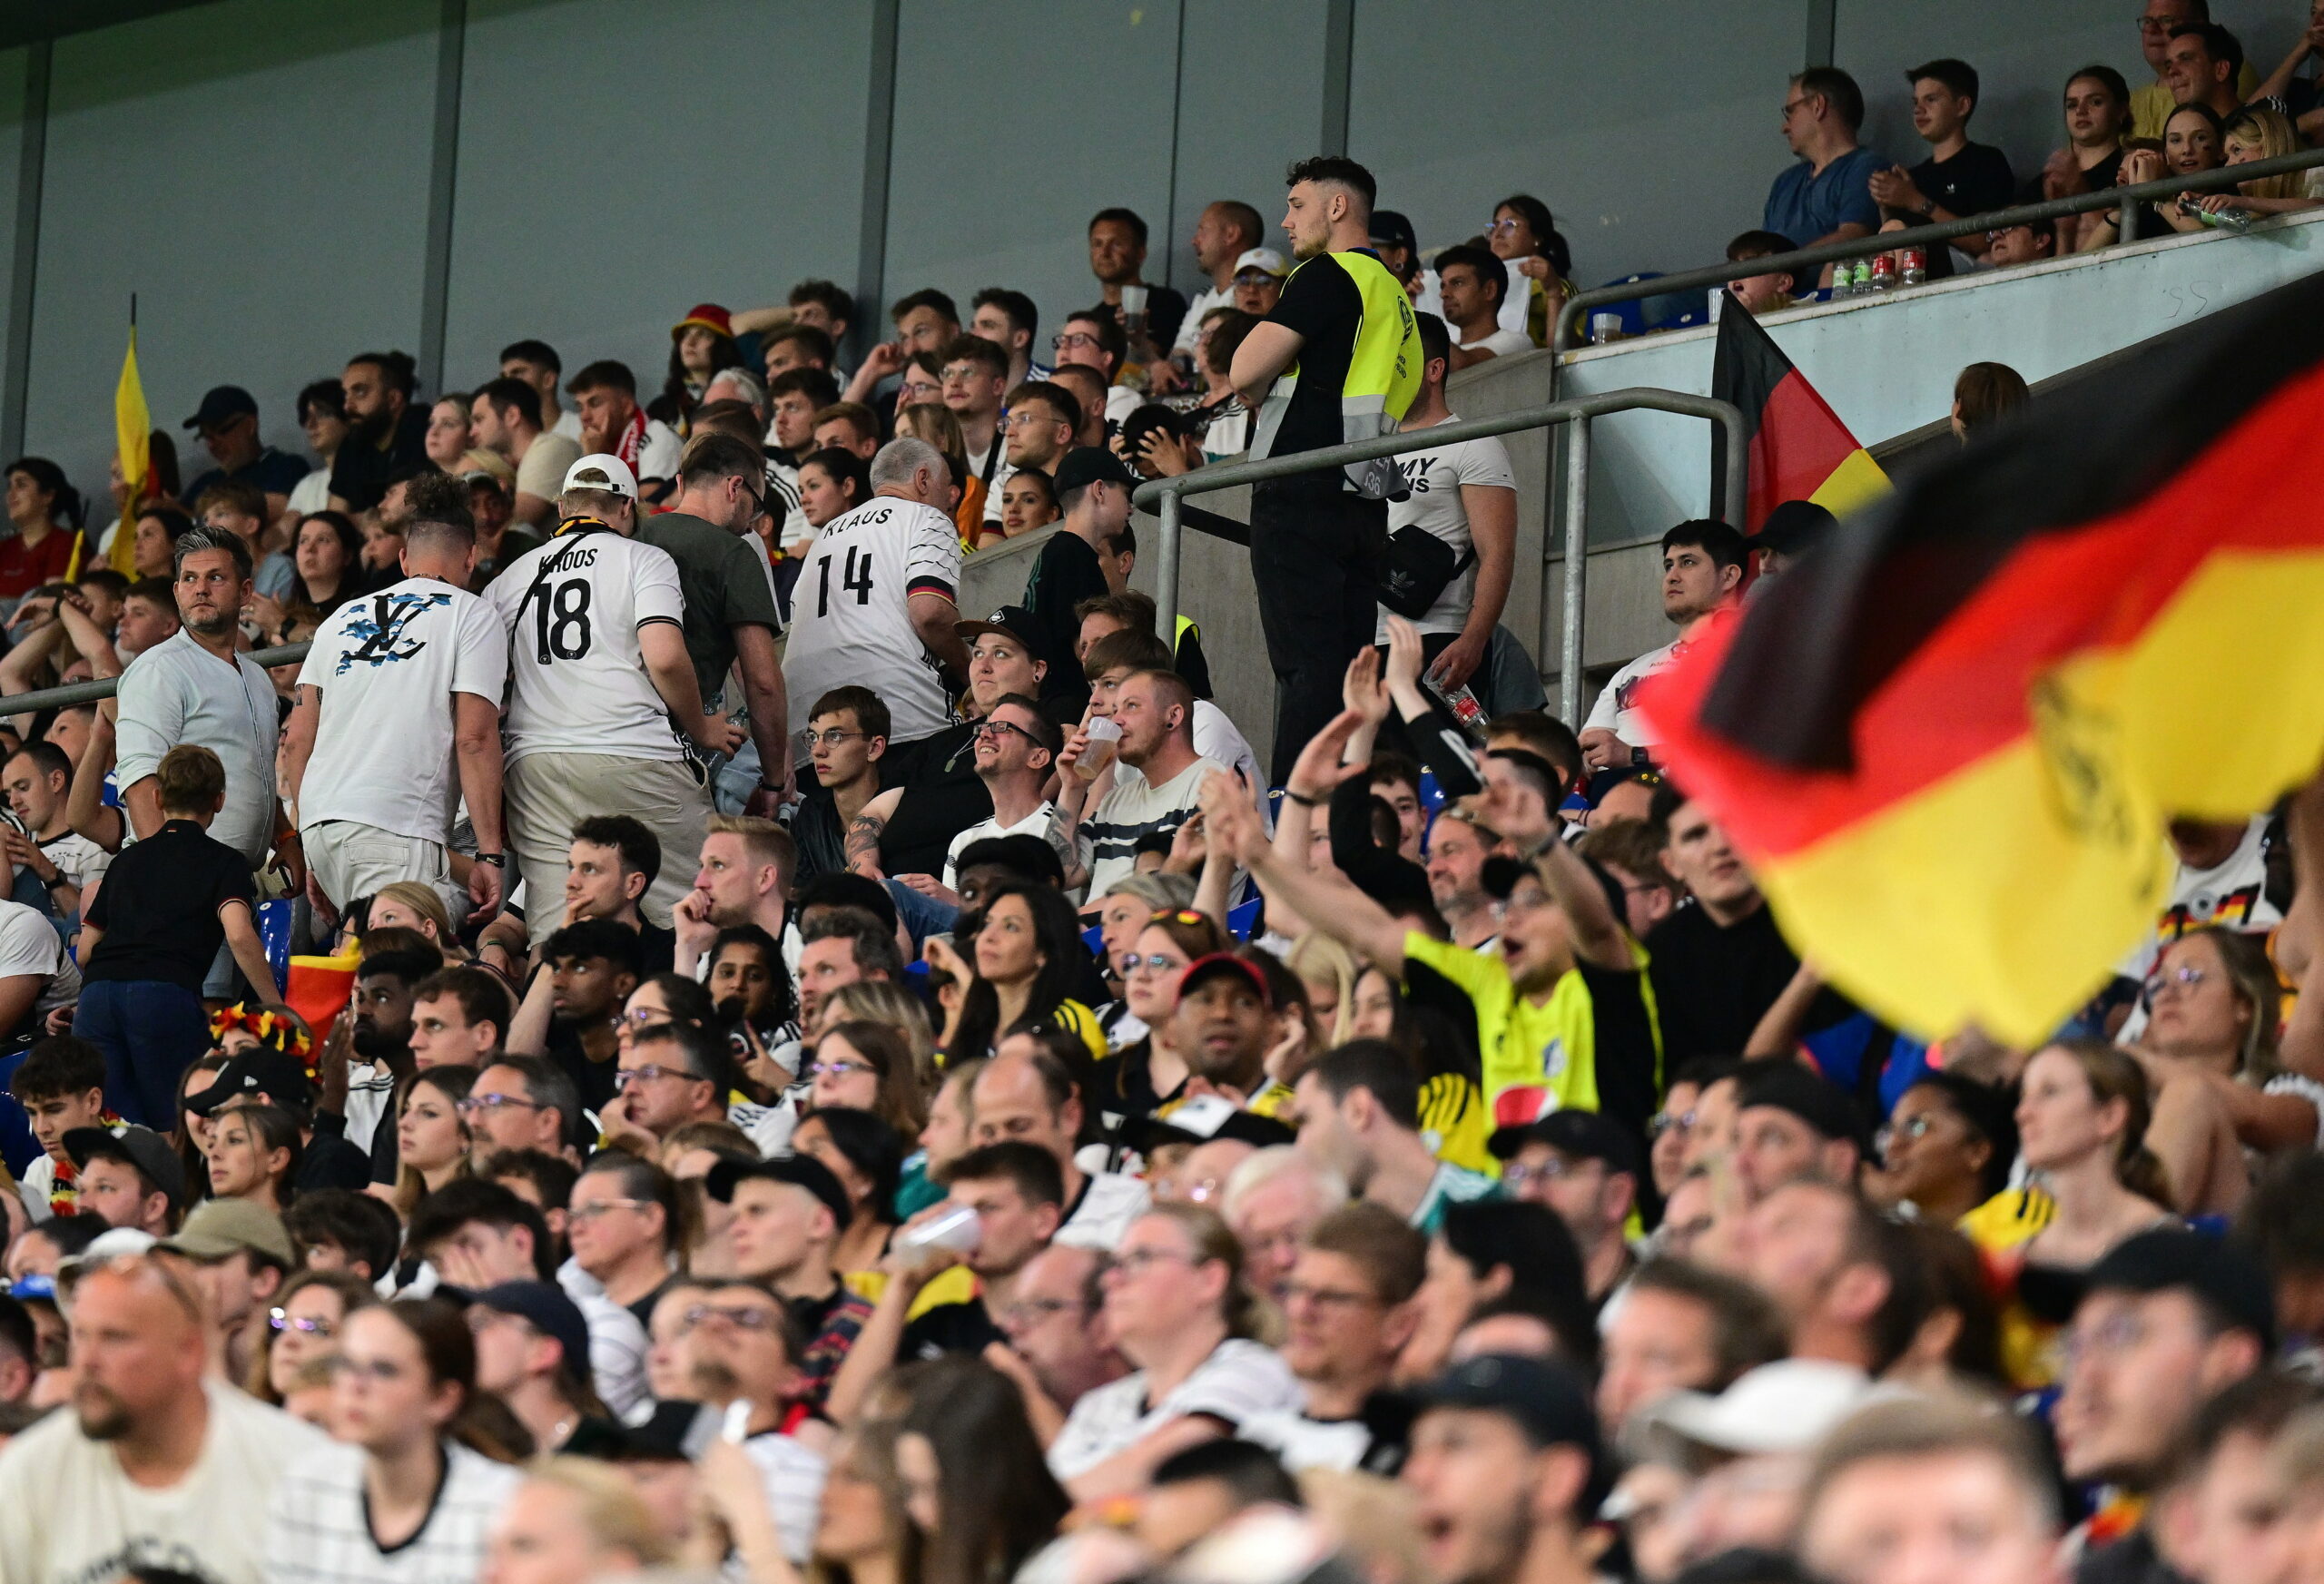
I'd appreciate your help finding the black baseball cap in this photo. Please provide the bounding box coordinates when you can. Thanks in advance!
[1369,210,1419,254]
[704,1152,853,1232]
[1134,1093,1297,1153]
[1489,1107,1644,1176]
[1410,1353,1606,1504]
[64,1125,186,1209]
[472,1280,595,1379]
[184,1049,315,1117]
[2083,1229,2276,1350]
[183,385,258,432]
[1737,1064,1867,1153]
[956,605,1051,664]
[1748,499,1836,557]
[1052,446,1137,496]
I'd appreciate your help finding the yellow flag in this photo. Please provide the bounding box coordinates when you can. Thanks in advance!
[108,325,150,576]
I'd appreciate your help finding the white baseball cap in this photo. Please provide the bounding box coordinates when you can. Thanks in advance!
[1630,1361,1909,1462]
[560,452,638,500]
[1233,247,1290,280]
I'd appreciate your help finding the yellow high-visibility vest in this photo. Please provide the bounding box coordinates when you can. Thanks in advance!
[1249,249,1423,499]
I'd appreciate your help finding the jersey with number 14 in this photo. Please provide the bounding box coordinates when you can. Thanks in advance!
[783,496,961,743]
[485,524,690,766]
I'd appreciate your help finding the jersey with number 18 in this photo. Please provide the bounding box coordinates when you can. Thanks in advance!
[782,495,962,743]
[485,522,692,765]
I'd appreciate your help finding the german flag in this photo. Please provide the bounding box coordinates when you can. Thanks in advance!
[1640,269,2324,1046]
[1710,300,1888,529]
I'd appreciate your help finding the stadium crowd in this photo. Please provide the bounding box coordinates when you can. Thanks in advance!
[4,4,2324,1581]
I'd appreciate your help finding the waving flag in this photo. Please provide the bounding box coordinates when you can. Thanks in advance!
[1640,270,2324,1045]
[107,313,153,576]
[1709,300,1888,529]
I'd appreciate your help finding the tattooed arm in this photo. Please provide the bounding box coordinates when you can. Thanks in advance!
[846,788,902,881]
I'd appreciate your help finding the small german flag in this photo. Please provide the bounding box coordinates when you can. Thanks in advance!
[1640,269,2324,1046]
[1710,300,1888,529]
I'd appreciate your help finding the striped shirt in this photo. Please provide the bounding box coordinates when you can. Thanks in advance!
[1081,755,1226,901]
[264,1439,520,1584]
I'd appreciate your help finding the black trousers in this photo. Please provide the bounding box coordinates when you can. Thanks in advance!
[1249,479,1387,784]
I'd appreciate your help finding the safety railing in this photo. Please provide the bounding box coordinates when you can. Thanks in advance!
[1130,388,1747,727]
[0,641,312,718]
[1551,145,2324,354]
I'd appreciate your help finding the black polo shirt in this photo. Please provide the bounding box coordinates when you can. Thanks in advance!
[83,819,255,994]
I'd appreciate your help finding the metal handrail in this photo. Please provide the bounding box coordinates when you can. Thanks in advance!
[1130,388,1747,727]
[0,641,312,717]
[1551,145,2324,352]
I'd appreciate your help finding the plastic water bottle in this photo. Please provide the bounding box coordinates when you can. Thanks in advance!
[1850,259,1873,295]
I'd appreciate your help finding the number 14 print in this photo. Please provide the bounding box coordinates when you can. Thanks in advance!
[818,546,876,616]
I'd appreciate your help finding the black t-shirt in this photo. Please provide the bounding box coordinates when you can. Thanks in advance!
[1261,254,1367,463]
[1906,142,2015,222]
[296,1128,374,1195]
[83,820,256,994]
[878,723,993,878]
[1097,288,1191,355]
[551,1019,623,1117]
[1021,530,1109,702]
[637,511,783,706]
[898,1294,1005,1362]
[328,408,430,513]
[183,447,314,508]
[791,787,848,885]
[2083,147,2127,192]
[1645,900,1850,1068]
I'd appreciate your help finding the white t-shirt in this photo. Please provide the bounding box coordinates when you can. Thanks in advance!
[1055,1167,1151,1251]
[287,467,332,517]
[486,525,692,766]
[637,417,684,483]
[1082,754,1226,902]
[943,800,1068,889]
[115,628,281,864]
[0,1378,329,1584]
[1047,1337,1302,1478]
[2118,815,2281,984]
[550,408,584,443]
[265,1438,521,1584]
[1192,701,1268,825]
[1582,638,1680,750]
[1174,282,1236,354]
[782,496,961,745]
[1457,326,1536,360]
[745,1432,831,1563]
[40,830,112,891]
[296,577,509,842]
[0,898,78,1022]
[1377,418,1517,641]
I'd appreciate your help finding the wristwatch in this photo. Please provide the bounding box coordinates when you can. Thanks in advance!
[476,852,507,868]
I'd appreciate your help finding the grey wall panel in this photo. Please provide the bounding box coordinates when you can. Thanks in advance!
[884,0,1182,345]
[1348,1,1812,291]
[444,0,874,398]
[29,1,438,489]
[0,45,29,417]
[1838,0,2300,193]
[1164,0,1330,296]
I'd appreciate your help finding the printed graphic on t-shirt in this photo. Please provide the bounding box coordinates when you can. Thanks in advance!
[332,590,451,673]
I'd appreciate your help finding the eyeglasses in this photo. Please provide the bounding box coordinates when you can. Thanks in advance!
[1502,1156,1600,1192]
[2152,964,2211,993]
[1123,953,1188,976]
[940,364,986,383]
[1000,1296,1082,1329]
[1232,272,1277,287]
[615,1063,708,1089]
[457,1092,541,1117]
[679,1302,785,1335]
[973,718,1042,745]
[569,1196,651,1222]
[797,727,869,749]
[1283,1281,1384,1313]
[1781,97,1814,118]
[811,1059,876,1080]
[616,1008,681,1028]
[269,1308,336,1337]
[1484,217,1525,235]
[1108,1245,1198,1278]
[1052,331,1102,351]
[1002,410,1055,429]
[1155,1176,1224,1205]
[1647,1108,1696,1138]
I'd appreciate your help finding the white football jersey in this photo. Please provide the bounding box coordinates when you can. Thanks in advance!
[486,523,693,765]
[782,495,961,743]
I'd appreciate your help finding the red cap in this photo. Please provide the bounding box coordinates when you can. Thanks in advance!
[673,303,734,340]
[1177,952,1272,1007]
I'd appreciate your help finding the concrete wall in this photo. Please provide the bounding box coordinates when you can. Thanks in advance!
[4,0,2308,496]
